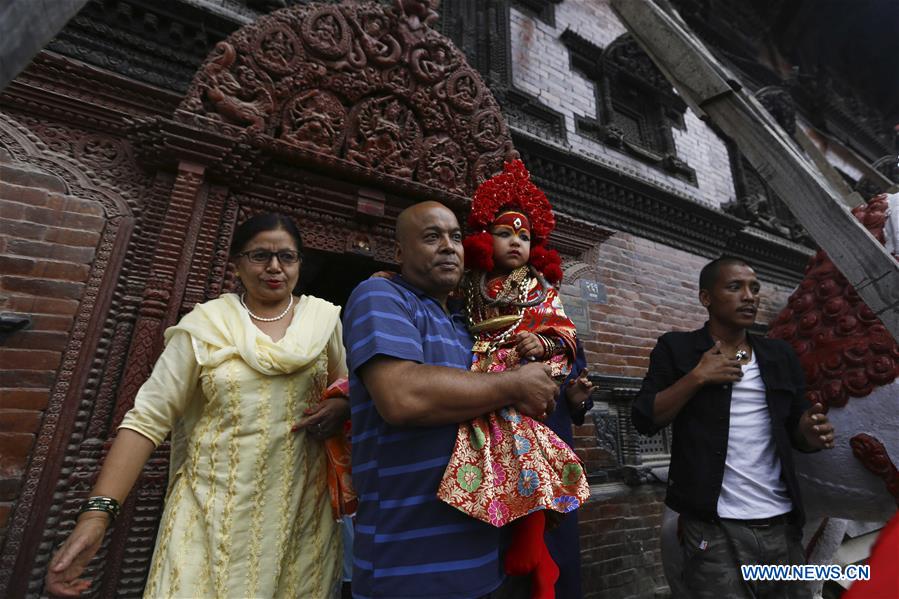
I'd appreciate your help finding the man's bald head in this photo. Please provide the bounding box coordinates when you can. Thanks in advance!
[395,201,455,246]
[393,201,464,304]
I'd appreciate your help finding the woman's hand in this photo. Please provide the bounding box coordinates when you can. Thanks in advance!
[293,397,350,440]
[46,512,109,597]
[513,331,545,361]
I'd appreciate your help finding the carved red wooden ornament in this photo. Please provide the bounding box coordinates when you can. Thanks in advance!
[768,194,899,409]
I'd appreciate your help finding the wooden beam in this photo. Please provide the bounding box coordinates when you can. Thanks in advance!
[611,0,899,342]
[838,142,899,195]
[791,126,863,209]
[0,0,90,90]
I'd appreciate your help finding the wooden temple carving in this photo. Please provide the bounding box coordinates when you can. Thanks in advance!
[141,0,516,200]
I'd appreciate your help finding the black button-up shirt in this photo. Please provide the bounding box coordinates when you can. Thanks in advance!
[631,324,811,525]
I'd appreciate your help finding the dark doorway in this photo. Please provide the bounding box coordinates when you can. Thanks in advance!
[298,249,394,311]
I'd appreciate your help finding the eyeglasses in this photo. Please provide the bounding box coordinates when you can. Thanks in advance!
[237,249,301,265]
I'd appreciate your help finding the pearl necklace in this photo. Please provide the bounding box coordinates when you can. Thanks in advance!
[240,293,294,322]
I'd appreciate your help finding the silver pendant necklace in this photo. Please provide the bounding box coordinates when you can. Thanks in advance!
[713,335,750,361]
[240,293,294,322]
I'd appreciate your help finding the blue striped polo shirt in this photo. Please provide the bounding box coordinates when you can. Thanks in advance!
[343,276,504,599]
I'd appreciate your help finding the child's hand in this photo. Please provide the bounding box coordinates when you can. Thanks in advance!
[566,369,593,412]
[514,331,545,361]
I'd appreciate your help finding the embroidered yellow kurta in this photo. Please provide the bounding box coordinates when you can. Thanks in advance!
[119,293,346,599]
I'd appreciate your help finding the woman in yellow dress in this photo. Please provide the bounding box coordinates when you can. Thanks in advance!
[46,213,348,598]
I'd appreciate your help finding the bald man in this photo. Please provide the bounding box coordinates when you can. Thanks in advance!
[343,201,559,598]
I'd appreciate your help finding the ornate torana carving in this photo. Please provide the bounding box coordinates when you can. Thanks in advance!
[2,3,518,594]
[178,0,512,197]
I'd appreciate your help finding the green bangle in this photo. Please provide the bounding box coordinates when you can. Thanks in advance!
[79,496,121,521]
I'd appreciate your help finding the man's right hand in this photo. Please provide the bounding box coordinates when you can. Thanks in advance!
[46,513,108,597]
[691,341,743,386]
[511,362,560,420]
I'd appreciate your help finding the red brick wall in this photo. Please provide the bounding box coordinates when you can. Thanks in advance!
[578,485,668,598]
[584,232,793,376]
[0,155,104,545]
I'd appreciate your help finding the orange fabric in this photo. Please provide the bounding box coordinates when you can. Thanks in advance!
[321,378,357,520]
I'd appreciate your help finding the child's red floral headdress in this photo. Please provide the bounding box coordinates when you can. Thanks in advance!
[463,159,563,283]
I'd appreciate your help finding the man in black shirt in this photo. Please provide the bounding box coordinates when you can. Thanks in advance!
[632,256,834,599]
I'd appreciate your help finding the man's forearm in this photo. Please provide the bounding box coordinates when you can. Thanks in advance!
[651,370,703,427]
[361,358,526,426]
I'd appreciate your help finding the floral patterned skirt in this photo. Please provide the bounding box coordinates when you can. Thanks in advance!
[437,407,589,527]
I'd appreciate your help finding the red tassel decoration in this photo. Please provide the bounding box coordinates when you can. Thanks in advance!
[529,245,563,284]
[462,231,495,273]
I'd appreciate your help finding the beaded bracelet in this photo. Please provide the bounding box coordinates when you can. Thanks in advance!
[78,496,121,521]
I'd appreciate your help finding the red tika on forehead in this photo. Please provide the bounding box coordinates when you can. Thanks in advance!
[492,211,531,234]
[768,193,899,410]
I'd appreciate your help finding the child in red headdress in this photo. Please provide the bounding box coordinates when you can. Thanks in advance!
[437,160,590,599]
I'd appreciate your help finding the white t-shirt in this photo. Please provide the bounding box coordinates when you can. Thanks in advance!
[717,353,793,519]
